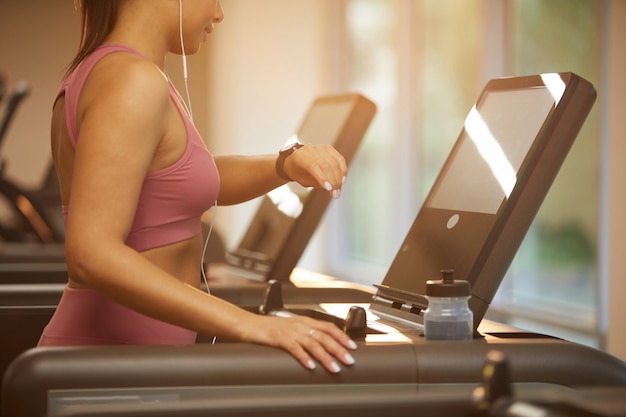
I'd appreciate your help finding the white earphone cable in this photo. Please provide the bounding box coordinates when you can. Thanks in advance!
[178,0,215,301]
[178,2,218,348]
[201,201,218,295]
[179,0,194,122]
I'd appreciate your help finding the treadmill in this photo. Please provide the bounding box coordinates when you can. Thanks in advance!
[6,73,624,417]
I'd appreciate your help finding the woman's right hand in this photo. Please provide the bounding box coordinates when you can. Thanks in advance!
[240,313,358,373]
[281,143,347,199]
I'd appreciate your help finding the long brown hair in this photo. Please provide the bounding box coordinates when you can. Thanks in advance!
[66,0,120,75]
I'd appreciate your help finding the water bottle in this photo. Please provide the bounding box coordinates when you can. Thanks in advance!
[424,269,473,341]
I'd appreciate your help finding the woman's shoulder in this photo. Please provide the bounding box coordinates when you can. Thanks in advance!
[105,54,167,90]
[81,51,171,116]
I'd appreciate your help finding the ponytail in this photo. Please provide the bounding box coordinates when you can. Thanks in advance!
[66,0,119,75]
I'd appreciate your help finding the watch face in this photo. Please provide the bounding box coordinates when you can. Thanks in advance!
[280,142,302,154]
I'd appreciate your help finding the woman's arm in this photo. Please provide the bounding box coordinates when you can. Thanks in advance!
[215,144,347,205]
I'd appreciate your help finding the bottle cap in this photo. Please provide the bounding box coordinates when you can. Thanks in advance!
[426,269,471,297]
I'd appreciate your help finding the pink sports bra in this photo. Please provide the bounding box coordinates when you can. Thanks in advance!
[58,44,220,251]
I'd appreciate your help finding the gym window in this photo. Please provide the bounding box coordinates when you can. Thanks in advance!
[327,0,604,349]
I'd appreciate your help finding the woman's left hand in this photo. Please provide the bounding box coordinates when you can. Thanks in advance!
[282,144,347,199]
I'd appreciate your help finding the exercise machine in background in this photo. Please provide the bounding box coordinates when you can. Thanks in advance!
[0,78,64,244]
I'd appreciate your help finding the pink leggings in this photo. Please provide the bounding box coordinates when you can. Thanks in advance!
[38,285,197,346]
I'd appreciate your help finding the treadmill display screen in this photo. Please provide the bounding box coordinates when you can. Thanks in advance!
[427,87,556,214]
[225,94,376,279]
[377,73,594,320]
[236,100,359,259]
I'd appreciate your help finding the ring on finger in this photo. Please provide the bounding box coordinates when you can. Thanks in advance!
[308,329,316,337]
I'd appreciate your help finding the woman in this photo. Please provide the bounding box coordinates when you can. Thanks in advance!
[40,0,357,374]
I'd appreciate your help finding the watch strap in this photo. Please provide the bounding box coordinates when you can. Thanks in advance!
[276,142,304,181]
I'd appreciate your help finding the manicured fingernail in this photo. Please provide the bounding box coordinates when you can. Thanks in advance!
[348,340,357,350]
[307,360,317,370]
[332,189,340,199]
[330,361,341,373]
[324,181,333,191]
[344,353,355,365]
[342,176,346,184]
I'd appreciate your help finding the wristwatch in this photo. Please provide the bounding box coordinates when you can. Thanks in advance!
[276,142,304,181]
